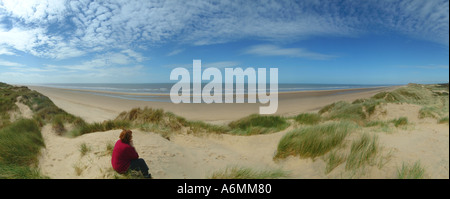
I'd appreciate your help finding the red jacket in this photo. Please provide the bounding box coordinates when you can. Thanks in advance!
[111,140,139,173]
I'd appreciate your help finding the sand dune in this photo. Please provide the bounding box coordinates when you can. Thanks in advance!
[34,85,448,179]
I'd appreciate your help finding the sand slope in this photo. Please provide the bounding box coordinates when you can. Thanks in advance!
[38,125,294,179]
[34,85,448,179]
[38,112,449,179]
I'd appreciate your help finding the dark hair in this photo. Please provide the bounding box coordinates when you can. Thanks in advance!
[119,129,132,144]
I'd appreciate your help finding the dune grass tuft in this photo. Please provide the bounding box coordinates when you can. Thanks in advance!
[392,117,408,127]
[274,121,354,159]
[397,161,425,179]
[209,166,289,179]
[418,106,440,119]
[319,99,382,126]
[294,113,321,125]
[325,151,346,174]
[0,119,47,178]
[438,116,449,124]
[228,114,289,135]
[71,120,131,137]
[115,107,229,138]
[345,133,379,171]
[79,143,91,157]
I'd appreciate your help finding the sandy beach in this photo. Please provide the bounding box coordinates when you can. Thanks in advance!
[15,84,444,179]
[28,86,397,123]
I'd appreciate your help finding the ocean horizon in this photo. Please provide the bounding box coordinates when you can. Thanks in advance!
[28,83,395,102]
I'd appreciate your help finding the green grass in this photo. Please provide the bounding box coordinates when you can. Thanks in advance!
[319,99,382,125]
[397,161,425,179]
[438,116,449,124]
[209,166,289,179]
[274,122,354,159]
[0,119,47,179]
[115,107,228,138]
[79,143,91,156]
[294,113,321,125]
[105,141,114,156]
[372,84,436,105]
[418,106,440,119]
[325,151,346,174]
[345,133,379,171]
[392,117,408,127]
[70,120,131,137]
[52,114,66,135]
[228,114,289,135]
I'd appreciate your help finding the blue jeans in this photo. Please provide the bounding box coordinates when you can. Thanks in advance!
[129,158,151,178]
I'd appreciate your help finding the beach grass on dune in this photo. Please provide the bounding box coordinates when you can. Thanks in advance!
[209,166,289,179]
[228,114,289,135]
[391,117,408,127]
[113,107,229,138]
[345,133,379,171]
[71,119,131,137]
[294,113,321,125]
[397,161,425,179]
[274,121,354,159]
[325,151,346,174]
[438,116,449,124]
[0,119,47,179]
[318,99,383,126]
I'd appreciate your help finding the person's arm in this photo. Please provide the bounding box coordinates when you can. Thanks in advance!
[125,144,139,159]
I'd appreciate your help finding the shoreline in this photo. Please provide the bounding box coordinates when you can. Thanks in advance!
[20,84,393,97]
[28,85,400,123]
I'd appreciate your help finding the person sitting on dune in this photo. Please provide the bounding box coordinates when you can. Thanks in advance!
[111,129,152,178]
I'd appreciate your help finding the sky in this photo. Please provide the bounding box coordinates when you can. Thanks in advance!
[0,0,448,85]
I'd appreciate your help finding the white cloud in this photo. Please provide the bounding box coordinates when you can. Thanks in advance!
[167,49,184,56]
[0,0,68,23]
[0,47,15,55]
[0,59,24,67]
[164,61,240,69]
[0,0,448,62]
[244,45,336,60]
[47,51,144,72]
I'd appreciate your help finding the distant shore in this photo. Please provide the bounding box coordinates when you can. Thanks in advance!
[28,85,399,123]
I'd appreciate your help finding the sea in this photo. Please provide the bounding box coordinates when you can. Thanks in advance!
[37,83,392,102]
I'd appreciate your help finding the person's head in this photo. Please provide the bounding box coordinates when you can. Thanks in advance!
[119,129,133,144]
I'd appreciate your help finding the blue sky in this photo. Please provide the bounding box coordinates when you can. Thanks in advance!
[0,0,448,84]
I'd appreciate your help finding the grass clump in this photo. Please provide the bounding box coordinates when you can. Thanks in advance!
[71,120,131,137]
[418,106,440,119]
[228,114,289,135]
[52,114,66,135]
[345,133,379,171]
[325,151,346,174]
[116,107,228,136]
[392,117,408,127]
[209,166,289,179]
[274,121,354,159]
[438,116,449,124]
[79,143,91,156]
[0,119,47,179]
[294,113,321,125]
[397,161,425,179]
[319,99,382,125]
[372,84,434,105]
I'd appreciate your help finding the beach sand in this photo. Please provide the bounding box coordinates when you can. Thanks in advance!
[28,86,397,123]
[29,85,448,179]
